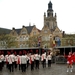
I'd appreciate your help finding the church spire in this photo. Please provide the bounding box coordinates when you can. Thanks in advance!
[48,1,53,11]
[47,1,53,17]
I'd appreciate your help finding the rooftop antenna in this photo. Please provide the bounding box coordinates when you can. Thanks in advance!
[29,22,31,26]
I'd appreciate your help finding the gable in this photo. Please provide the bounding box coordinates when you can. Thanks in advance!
[41,25,51,34]
[53,27,61,34]
[20,27,28,35]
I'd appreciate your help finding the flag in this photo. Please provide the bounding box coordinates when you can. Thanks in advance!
[29,57,32,64]
[53,40,56,47]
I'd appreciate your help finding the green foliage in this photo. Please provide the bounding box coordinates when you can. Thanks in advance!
[29,35,39,47]
[0,34,18,48]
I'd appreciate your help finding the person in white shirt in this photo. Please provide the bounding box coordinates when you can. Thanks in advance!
[47,52,52,67]
[29,50,35,71]
[1,51,4,68]
[41,50,46,68]
[26,51,30,68]
[21,51,28,72]
[8,52,15,72]
[0,51,2,71]
[5,51,10,69]
[14,51,18,69]
[17,51,22,70]
[34,50,40,69]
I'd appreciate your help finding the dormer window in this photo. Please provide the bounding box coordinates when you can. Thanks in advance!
[21,30,27,35]
[12,32,14,35]
[12,31,16,35]
[33,32,36,35]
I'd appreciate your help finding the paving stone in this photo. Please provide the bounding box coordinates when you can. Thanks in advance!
[0,63,75,75]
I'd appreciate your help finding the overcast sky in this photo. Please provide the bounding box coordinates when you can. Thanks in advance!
[0,0,75,34]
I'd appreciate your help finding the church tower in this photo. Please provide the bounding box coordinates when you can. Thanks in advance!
[44,1,57,33]
[41,1,63,48]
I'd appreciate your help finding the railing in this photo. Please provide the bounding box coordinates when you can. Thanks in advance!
[55,55,67,64]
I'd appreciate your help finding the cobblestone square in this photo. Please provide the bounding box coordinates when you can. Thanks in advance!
[0,63,75,75]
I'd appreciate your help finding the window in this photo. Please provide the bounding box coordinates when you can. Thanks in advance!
[46,22,49,26]
[44,30,47,33]
[48,13,50,17]
[21,30,27,35]
[33,32,36,35]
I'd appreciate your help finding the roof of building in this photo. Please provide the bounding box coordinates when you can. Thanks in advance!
[0,27,11,34]
[25,26,34,34]
[15,29,21,34]
[0,25,40,35]
[14,25,35,34]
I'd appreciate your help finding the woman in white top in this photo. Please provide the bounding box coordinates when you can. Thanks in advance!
[29,50,35,71]
[17,51,22,70]
[8,52,15,72]
[47,52,52,67]
[41,50,46,68]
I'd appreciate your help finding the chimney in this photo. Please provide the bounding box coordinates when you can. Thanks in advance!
[62,31,65,37]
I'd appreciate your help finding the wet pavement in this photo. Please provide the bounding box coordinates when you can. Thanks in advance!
[0,63,75,75]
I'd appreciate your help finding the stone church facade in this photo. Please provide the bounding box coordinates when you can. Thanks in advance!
[40,1,63,48]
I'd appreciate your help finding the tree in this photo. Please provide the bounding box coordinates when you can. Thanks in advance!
[29,35,39,47]
[0,34,18,48]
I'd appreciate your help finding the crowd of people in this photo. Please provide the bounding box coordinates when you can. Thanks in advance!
[0,49,75,73]
[0,50,52,72]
